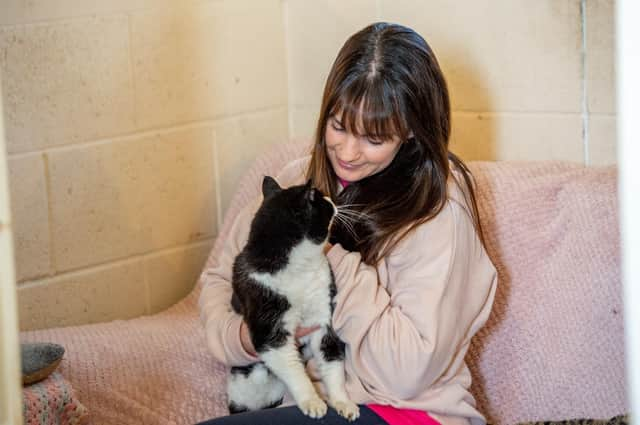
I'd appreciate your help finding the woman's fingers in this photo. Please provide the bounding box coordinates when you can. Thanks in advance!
[295,325,321,339]
[239,321,257,356]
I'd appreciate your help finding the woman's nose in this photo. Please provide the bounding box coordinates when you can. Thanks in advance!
[338,134,360,162]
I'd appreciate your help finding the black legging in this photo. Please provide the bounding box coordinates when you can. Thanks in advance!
[196,405,388,425]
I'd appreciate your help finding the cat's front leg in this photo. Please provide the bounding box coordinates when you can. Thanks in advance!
[309,326,360,421]
[260,339,328,418]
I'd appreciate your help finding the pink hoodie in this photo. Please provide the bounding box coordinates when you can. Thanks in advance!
[198,157,498,425]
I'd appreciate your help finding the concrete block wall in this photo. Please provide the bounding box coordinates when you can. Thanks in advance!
[1,0,289,330]
[285,0,616,165]
[1,0,616,330]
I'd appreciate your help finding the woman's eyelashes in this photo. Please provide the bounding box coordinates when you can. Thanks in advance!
[331,119,385,146]
[331,119,345,133]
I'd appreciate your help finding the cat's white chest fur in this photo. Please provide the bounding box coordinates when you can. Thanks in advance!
[249,238,333,329]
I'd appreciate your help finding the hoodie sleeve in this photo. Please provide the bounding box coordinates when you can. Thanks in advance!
[327,200,497,400]
[198,199,261,366]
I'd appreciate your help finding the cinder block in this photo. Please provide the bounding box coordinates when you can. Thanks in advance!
[586,0,615,114]
[227,0,288,114]
[588,114,616,166]
[131,1,287,130]
[47,126,217,272]
[0,16,135,154]
[8,154,51,281]
[17,260,146,331]
[146,241,213,313]
[290,104,320,141]
[0,0,25,25]
[285,0,377,106]
[380,0,583,113]
[215,108,289,215]
[450,112,583,162]
[22,0,173,23]
[130,3,232,129]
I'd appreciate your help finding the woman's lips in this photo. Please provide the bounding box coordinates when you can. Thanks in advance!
[337,158,361,170]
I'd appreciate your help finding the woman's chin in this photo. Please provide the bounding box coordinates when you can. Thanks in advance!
[336,171,359,183]
[334,165,366,182]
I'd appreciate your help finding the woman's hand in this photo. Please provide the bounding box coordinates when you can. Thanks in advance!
[240,321,321,356]
[295,325,321,340]
[239,321,257,357]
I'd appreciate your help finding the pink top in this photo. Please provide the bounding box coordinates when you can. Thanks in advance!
[369,404,441,425]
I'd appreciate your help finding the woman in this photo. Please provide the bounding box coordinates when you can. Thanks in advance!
[198,22,497,425]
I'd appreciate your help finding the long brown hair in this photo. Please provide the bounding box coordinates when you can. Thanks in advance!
[306,22,483,265]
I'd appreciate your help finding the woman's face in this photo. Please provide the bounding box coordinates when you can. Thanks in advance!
[325,114,403,183]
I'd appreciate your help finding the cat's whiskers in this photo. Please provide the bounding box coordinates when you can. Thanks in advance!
[336,206,370,221]
[331,205,373,242]
[336,210,368,220]
[335,203,367,209]
[331,214,358,240]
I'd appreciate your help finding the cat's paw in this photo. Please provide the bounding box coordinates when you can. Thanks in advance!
[298,397,328,418]
[331,399,360,422]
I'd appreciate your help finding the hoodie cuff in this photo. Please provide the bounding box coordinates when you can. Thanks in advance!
[224,315,260,366]
[326,243,350,267]
[326,243,357,289]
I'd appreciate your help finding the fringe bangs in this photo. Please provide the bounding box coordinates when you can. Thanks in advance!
[329,76,411,142]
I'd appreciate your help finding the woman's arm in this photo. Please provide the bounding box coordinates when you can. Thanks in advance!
[327,201,497,400]
[198,199,261,366]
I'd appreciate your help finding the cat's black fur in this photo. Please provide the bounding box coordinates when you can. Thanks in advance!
[226,176,359,421]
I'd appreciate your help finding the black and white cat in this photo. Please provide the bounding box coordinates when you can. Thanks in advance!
[226,176,359,421]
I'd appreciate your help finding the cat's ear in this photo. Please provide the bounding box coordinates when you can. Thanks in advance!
[262,176,281,198]
[306,188,316,202]
[304,179,315,202]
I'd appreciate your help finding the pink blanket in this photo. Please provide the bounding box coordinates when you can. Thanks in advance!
[22,143,626,424]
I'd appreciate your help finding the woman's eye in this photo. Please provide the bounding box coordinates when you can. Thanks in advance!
[367,137,384,146]
[331,121,345,132]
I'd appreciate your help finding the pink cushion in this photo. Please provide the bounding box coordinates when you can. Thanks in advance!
[467,161,625,423]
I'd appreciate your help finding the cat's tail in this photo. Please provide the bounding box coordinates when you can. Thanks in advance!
[227,363,286,413]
